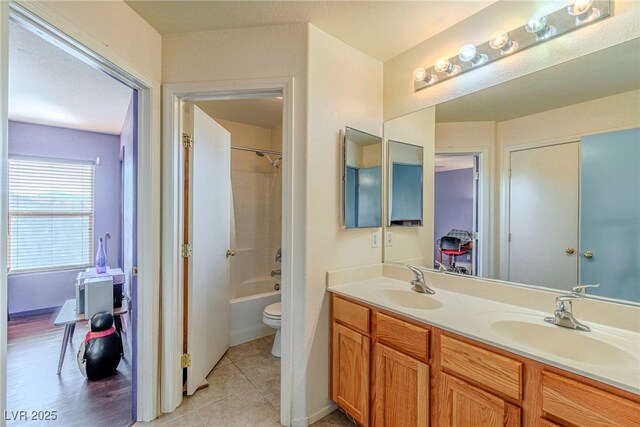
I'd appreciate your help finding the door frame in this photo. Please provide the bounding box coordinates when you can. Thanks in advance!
[434,149,490,278]
[0,2,160,423]
[162,78,294,426]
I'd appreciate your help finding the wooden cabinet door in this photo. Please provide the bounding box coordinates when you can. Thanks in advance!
[374,343,429,427]
[438,373,521,427]
[332,322,370,426]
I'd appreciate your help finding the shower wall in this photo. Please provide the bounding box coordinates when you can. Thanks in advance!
[217,118,282,299]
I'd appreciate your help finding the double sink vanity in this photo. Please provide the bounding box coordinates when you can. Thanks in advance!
[327,264,640,426]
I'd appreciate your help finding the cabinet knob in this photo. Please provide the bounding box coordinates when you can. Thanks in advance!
[565,247,575,255]
[582,250,594,260]
[226,249,236,258]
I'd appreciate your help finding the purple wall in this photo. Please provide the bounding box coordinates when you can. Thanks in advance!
[434,168,474,264]
[8,121,122,315]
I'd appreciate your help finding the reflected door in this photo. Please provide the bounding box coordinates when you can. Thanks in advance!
[580,128,640,301]
[508,143,579,289]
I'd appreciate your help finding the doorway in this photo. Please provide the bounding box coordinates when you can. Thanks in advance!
[4,17,137,426]
[434,153,480,275]
[1,3,157,424]
[162,80,293,426]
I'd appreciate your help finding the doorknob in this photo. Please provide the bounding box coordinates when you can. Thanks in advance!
[582,250,594,260]
[226,249,236,258]
[565,247,575,255]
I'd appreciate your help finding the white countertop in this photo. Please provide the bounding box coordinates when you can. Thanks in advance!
[328,276,640,395]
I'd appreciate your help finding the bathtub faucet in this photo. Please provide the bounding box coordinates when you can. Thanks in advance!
[271,269,281,277]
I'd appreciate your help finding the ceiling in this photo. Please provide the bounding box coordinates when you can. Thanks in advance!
[125,0,496,61]
[8,20,133,135]
[436,39,640,123]
[196,98,283,129]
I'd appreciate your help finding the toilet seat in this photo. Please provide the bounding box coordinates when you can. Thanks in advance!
[263,302,281,319]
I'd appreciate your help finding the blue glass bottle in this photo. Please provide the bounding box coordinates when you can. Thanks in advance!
[95,237,107,274]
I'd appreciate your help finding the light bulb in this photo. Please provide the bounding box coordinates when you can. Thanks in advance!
[489,30,518,54]
[434,58,461,75]
[458,44,488,66]
[571,0,593,15]
[525,15,557,40]
[413,67,438,85]
[413,67,427,82]
[567,0,600,24]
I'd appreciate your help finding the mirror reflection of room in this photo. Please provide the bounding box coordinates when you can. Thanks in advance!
[393,38,640,302]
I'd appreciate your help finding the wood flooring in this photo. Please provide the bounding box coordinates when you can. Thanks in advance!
[7,312,132,426]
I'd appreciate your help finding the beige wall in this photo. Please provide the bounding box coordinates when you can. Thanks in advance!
[384,1,640,121]
[306,23,383,420]
[383,107,435,265]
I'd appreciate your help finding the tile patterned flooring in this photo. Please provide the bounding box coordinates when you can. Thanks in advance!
[140,335,354,427]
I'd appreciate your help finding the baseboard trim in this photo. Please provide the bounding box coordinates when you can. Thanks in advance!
[8,306,60,320]
[290,403,338,427]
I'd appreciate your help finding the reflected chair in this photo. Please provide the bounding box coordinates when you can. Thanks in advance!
[438,236,467,271]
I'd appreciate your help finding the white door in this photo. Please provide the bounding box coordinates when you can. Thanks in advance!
[508,142,579,290]
[185,103,231,395]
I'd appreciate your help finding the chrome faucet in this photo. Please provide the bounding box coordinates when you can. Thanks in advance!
[407,265,435,294]
[544,285,598,332]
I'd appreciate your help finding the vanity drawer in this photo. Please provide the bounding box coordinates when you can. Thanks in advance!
[333,295,370,335]
[440,335,522,401]
[541,371,640,426]
[375,312,429,362]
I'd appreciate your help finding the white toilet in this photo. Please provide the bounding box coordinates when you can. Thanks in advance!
[262,302,281,357]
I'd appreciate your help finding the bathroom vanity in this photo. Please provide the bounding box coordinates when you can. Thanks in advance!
[328,273,640,427]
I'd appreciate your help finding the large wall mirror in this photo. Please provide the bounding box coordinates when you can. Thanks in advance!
[342,127,382,229]
[388,140,423,227]
[383,38,640,303]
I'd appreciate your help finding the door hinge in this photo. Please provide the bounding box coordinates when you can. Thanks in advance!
[181,353,191,368]
[181,243,192,258]
[182,133,193,148]
[132,266,138,277]
[508,233,512,242]
[473,172,480,180]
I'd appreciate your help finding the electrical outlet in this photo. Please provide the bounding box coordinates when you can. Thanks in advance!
[371,231,380,248]
[386,231,393,246]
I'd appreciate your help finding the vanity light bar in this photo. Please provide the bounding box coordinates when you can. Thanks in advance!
[414,0,611,92]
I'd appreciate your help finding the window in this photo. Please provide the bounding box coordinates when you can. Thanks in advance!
[8,157,95,274]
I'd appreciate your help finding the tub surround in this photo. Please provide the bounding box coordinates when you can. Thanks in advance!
[327,265,640,395]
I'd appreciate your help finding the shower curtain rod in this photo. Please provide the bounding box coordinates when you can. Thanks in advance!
[231,145,282,156]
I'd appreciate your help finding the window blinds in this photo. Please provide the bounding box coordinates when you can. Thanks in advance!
[8,157,95,274]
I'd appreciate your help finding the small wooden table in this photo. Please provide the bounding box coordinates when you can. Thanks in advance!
[54,299,128,375]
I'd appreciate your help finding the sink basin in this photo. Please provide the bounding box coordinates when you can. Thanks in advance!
[377,289,443,310]
[483,314,639,367]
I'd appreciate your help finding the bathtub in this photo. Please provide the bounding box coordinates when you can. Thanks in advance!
[229,276,281,346]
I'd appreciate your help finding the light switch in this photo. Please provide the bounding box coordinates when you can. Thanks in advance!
[371,231,380,248]
[386,231,393,246]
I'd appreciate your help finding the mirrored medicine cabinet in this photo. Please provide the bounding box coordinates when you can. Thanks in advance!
[342,127,383,229]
